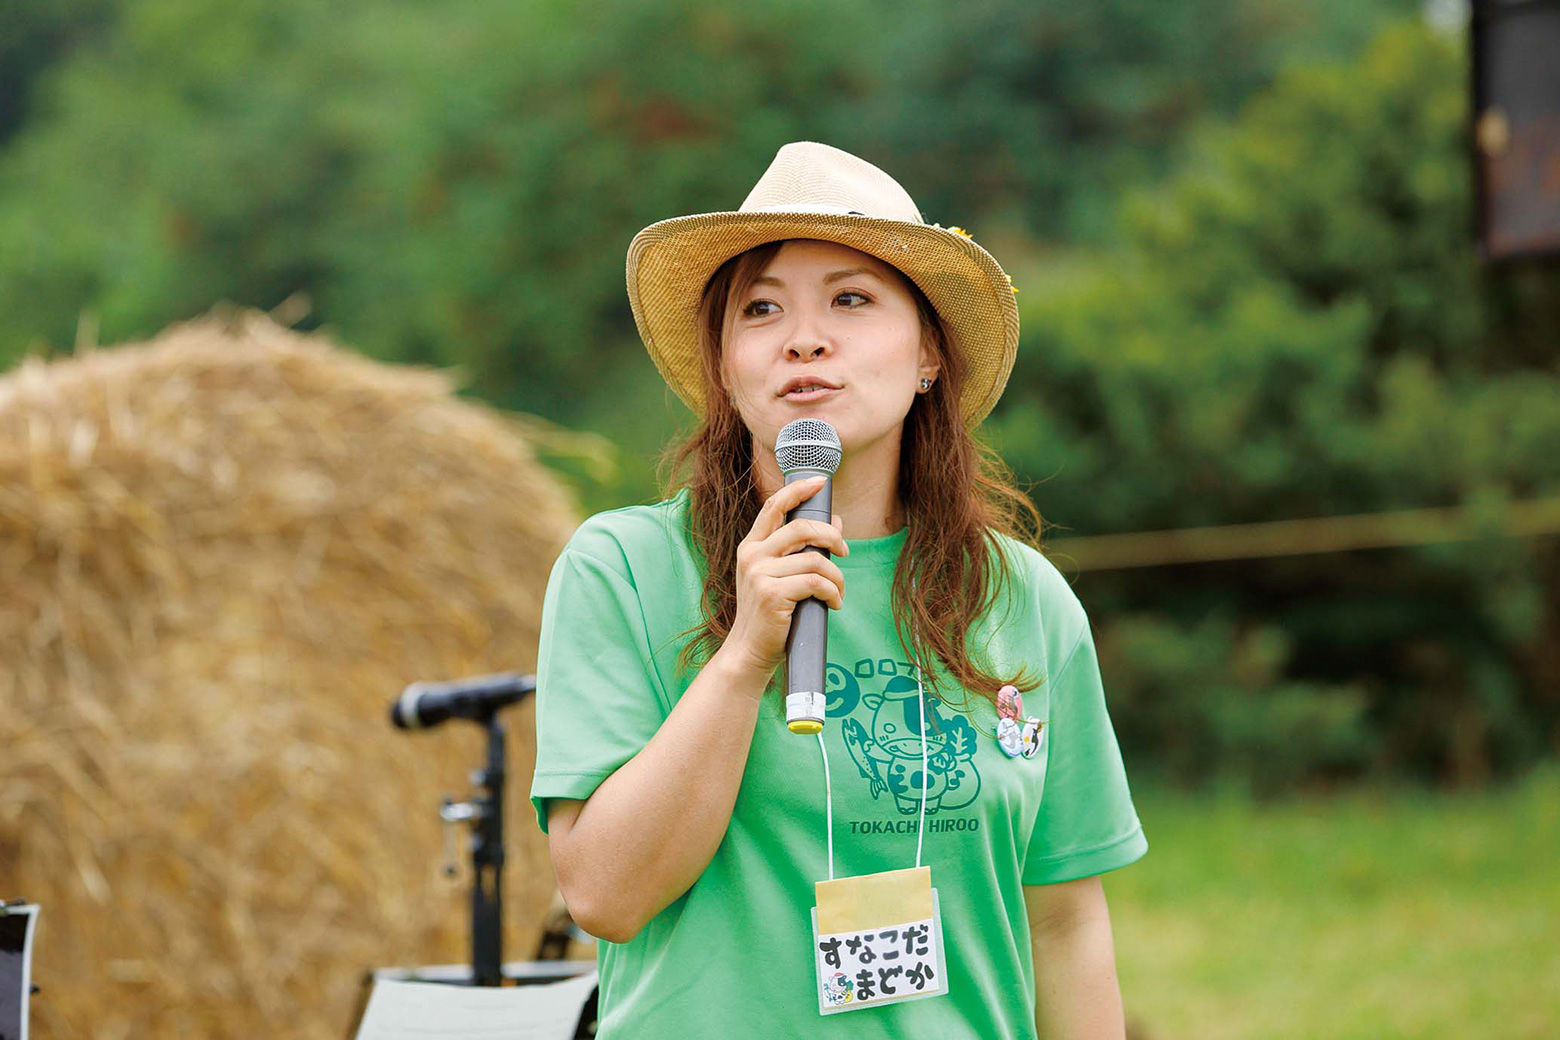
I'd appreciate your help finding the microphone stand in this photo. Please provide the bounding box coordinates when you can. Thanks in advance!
[352,675,599,1040]
[440,710,506,986]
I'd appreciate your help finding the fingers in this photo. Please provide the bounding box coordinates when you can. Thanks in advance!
[765,551,846,602]
[728,481,851,668]
[763,517,849,560]
[761,570,845,611]
[749,475,829,543]
[735,478,851,620]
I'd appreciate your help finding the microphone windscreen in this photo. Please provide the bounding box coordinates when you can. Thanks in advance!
[775,419,842,475]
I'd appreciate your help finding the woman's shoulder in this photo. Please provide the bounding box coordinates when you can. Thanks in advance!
[561,489,694,574]
[985,530,1091,650]
[988,531,1082,607]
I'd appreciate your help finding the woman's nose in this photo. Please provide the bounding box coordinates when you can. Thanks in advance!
[785,339,829,361]
[783,310,833,361]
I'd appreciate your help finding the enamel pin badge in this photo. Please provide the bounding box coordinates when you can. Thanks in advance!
[996,685,1043,759]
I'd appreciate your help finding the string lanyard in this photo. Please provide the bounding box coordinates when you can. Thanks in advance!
[815,664,931,881]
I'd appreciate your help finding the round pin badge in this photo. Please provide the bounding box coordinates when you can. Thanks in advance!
[996,685,1025,759]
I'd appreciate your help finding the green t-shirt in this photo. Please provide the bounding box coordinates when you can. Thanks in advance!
[530,489,1146,1039]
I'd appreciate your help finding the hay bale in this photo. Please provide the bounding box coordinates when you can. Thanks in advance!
[0,309,581,1039]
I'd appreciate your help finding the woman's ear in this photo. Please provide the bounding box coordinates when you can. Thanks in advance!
[916,356,941,391]
[916,329,943,389]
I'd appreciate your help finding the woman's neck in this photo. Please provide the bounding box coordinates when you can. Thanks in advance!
[752,435,906,539]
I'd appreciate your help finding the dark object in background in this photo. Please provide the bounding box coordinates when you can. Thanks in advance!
[354,678,597,1040]
[1472,0,1560,260]
[390,672,537,730]
[390,674,537,986]
[0,901,38,1040]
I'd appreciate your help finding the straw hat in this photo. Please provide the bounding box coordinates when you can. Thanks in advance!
[626,141,1019,427]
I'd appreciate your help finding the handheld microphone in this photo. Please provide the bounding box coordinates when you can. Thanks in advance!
[389,672,536,730]
[775,418,843,735]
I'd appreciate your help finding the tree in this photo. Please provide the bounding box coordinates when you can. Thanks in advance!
[990,21,1560,788]
[0,0,1416,506]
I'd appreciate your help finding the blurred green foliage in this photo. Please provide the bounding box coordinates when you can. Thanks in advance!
[992,23,1560,791]
[0,0,1415,498]
[0,0,116,142]
[2,3,1556,788]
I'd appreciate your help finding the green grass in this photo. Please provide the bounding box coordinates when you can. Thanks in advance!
[1107,764,1560,1040]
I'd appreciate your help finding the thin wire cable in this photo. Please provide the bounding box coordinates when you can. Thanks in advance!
[816,732,835,881]
[915,666,929,869]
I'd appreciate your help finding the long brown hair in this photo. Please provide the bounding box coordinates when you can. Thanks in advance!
[659,239,1044,710]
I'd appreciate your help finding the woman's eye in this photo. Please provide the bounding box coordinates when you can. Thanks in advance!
[835,291,870,307]
[741,299,778,318]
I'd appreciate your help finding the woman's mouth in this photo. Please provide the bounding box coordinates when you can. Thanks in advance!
[781,383,841,402]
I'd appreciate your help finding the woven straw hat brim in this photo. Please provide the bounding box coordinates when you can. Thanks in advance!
[627,210,1019,428]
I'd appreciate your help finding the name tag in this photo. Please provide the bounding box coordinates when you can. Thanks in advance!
[810,866,948,1014]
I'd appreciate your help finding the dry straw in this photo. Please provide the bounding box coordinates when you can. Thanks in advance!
[0,308,585,1038]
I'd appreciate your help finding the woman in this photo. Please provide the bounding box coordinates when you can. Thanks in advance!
[530,142,1147,1039]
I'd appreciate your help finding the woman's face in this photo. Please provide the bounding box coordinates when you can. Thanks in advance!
[720,239,938,467]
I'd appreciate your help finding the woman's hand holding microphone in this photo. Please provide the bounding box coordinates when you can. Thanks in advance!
[719,475,849,684]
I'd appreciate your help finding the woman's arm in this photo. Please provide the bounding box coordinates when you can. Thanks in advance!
[1024,876,1127,1040]
[545,476,848,944]
[545,642,772,943]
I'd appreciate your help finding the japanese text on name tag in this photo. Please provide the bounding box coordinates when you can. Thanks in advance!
[815,916,939,1011]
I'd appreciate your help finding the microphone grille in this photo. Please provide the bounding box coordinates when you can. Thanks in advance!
[775,419,842,475]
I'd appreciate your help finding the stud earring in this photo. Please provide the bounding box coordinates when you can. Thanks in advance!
[919,377,933,391]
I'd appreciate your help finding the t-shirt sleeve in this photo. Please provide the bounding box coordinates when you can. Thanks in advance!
[1022,620,1148,885]
[529,542,671,834]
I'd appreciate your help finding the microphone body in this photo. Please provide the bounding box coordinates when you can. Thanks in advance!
[390,672,536,729]
[775,419,844,734]
[784,469,833,733]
